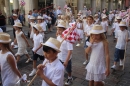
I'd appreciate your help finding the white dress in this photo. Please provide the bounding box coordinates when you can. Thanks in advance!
[0,51,20,86]
[30,22,36,39]
[76,22,84,39]
[86,42,106,81]
[15,31,28,56]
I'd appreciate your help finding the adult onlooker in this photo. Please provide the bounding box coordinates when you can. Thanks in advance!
[32,9,38,19]
[56,6,62,16]
[0,11,6,32]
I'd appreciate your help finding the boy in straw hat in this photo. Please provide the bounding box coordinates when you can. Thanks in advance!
[12,22,32,63]
[85,25,110,86]
[29,24,44,76]
[94,14,100,24]
[111,21,130,69]
[36,37,64,86]
[56,21,74,85]
[0,33,25,86]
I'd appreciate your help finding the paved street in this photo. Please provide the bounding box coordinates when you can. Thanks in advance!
[3,25,130,86]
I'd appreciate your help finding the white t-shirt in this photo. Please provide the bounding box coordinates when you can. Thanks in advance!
[57,9,62,15]
[113,23,120,33]
[101,21,108,32]
[84,24,93,39]
[0,28,3,32]
[14,19,20,24]
[32,33,43,56]
[115,30,130,49]
[57,36,73,62]
[42,58,64,86]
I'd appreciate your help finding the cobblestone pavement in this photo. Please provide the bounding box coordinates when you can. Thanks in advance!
[2,25,130,86]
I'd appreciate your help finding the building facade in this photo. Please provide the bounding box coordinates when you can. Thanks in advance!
[1,0,129,24]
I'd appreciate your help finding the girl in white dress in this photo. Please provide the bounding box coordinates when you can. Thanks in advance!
[13,22,32,63]
[85,25,110,86]
[0,33,22,86]
[76,18,83,46]
[30,16,36,43]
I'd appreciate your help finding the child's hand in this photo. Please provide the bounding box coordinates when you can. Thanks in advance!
[105,69,110,77]
[37,64,45,70]
[63,61,68,67]
[36,69,44,76]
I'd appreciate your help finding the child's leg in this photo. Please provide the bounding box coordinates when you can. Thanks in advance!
[33,60,37,69]
[89,80,94,86]
[94,81,104,86]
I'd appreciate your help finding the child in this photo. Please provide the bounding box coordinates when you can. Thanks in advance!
[13,22,32,63]
[94,14,100,24]
[47,14,52,32]
[0,33,22,86]
[29,24,44,76]
[83,16,94,65]
[101,15,108,38]
[108,11,114,26]
[29,16,36,43]
[85,25,110,86]
[111,19,118,41]
[37,37,65,86]
[37,16,46,38]
[76,18,83,46]
[56,21,73,85]
[82,15,87,31]
[55,15,61,26]
[111,22,130,69]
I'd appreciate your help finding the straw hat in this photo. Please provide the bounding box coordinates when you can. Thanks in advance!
[102,15,107,19]
[33,24,43,32]
[116,16,122,19]
[77,14,81,16]
[119,21,127,27]
[83,15,87,18]
[110,11,112,14]
[13,14,18,17]
[114,18,117,22]
[0,33,11,43]
[30,16,35,20]
[37,16,43,20]
[94,14,98,17]
[41,37,61,53]
[56,20,66,29]
[13,22,22,27]
[90,25,105,34]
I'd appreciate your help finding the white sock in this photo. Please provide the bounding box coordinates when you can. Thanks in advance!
[68,76,72,79]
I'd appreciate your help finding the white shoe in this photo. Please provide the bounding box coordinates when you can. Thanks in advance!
[25,58,33,63]
[65,77,73,85]
[29,69,36,76]
[14,45,18,49]
[111,65,116,69]
[83,60,88,65]
[120,60,124,66]
[102,81,105,86]
[76,43,80,47]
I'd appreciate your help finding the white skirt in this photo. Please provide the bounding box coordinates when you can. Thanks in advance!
[15,47,28,56]
[77,29,84,39]
[86,72,106,81]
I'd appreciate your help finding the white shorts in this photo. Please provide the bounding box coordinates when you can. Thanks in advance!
[77,29,84,39]
[15,47,28,56]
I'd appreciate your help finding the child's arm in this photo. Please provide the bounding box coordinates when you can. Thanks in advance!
[21,33,30,47]
[34,44,43,54]
[64,50,72,67]
[104,42,110,76]
[7,54,22,78]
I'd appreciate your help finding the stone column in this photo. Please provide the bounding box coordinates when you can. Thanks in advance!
[33,0,38,9]
[78,0,84,11]
[13,0,19,9]
[115,0,118,9]
[5,0,10,24]
[101,0,105,11]
[108,0,113,11]
[91,0,96,15]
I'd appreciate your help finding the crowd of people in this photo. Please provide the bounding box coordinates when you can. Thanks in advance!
[0,3,130,86]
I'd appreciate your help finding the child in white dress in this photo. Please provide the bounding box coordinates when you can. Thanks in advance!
[101,16,108,38]
[85,25,110,86]
[76,18,83,46]
[0,33,22,86]
[30,16,36,43]
[13,22,32,63]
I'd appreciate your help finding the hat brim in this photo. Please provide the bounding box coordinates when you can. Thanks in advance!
[56,25,66,29]
[119,25,127,27]
[0,39,11,43]
[90,30,105,34]
[41,43,61,53]
[13,25,22,27]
